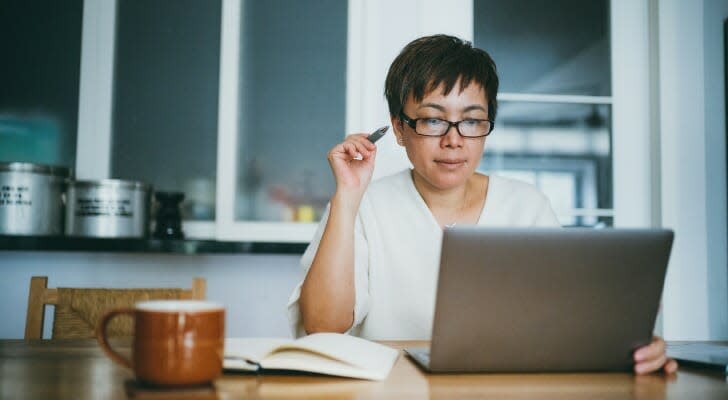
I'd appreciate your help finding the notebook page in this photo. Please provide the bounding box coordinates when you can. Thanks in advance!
[260,349,389,380]
[272,333,399,375]
[224,338,292,369]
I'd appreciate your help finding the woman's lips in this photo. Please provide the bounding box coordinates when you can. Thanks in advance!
[434,159,466,169]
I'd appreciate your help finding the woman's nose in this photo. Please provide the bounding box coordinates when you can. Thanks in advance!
[440,124,463,148]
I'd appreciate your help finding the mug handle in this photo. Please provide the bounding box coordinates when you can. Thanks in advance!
[95,308,134,369]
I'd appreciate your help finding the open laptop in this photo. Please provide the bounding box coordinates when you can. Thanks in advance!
[406,227,674,373]
[666,342,728,374]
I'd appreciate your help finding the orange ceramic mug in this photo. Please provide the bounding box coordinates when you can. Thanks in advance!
[96,300,225,386]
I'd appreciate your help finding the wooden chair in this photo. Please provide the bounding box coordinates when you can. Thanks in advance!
[24,276,206,340]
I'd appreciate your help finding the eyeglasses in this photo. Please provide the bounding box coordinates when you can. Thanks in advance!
[399,112,494,138]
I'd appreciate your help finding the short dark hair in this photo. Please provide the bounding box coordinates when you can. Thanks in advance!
[384,34,499,122]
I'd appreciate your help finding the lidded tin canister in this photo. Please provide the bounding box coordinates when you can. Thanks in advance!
[65,179,151,238]
[0,162,70,235]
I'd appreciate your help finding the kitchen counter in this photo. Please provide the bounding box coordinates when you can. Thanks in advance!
[0,235,308,255]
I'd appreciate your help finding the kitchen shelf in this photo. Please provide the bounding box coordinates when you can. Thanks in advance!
[0,235,308,255]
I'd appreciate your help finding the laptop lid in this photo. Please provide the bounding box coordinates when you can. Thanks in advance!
[428,228,673,373]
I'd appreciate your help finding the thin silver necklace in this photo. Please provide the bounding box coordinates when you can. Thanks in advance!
[443,186,470,229]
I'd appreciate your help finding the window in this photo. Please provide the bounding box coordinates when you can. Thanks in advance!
[0,0,83,168]
[234,0,347,223]
[474,0,612,226]
[111,0,221,221]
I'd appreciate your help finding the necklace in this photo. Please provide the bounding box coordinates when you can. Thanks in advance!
[442,184,471,228]
[410,170,476,229]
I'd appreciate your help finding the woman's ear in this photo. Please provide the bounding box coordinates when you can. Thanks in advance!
[390,115,405,147]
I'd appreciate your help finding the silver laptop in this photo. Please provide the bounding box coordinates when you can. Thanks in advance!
[666,342,728,373]
[406,227,674,373]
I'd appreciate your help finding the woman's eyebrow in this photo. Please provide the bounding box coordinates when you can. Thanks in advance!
[417,103,446,111]
[416,103,487,113]
[462,105,487,113]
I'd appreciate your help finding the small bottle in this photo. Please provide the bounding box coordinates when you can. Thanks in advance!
[153,191,185,239]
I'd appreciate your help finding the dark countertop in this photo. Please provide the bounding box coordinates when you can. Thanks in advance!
[0,235,308,255]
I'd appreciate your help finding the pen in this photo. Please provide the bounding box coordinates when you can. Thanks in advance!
[224,356,261,369]
[367,126,389,143]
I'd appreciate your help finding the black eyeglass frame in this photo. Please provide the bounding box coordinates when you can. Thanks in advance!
[399,112,494,138]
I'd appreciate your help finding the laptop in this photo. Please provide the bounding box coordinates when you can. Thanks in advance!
[406,227,674,373]
[666,342,728,373]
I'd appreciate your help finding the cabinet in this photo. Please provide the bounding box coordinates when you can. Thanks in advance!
[4,0,650,243]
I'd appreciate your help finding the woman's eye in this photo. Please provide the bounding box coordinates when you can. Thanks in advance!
[461,119,478,126]
[425,118,444,126]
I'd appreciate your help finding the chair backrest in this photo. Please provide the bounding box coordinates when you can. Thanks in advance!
[24,276,206,340]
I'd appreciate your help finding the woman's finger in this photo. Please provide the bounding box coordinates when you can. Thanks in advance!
[634,337,665,362]
[349,134,377,150]
[352,140,373,157]
[664,358,678,374]
[635,353,667,374]
[328,143,348,161]
[328,133,379,167]
[345,138,376,160]
[343,142,360,159]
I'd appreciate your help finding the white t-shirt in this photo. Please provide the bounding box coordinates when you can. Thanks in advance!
[287,169,560,340]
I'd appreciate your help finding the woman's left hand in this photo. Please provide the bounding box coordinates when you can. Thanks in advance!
[633,336,678,375]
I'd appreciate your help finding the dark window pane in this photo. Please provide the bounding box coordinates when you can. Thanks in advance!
[0,0,83,168]
[111,0,221,220]
[474,0,610,96]
[479,102,612,226]
[236,0,347,222]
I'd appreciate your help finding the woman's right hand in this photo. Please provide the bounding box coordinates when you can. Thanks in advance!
[327,133,377,201]
[303,133,375,334]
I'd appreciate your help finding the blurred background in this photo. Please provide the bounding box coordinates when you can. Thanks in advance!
[0,0,726,341]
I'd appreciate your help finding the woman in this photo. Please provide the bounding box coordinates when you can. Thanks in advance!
[288,34,677,375]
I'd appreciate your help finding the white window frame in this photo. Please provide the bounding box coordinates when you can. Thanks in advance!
[76,0,116,181]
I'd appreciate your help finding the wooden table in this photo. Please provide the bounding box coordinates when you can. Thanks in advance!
[1,339,727,399]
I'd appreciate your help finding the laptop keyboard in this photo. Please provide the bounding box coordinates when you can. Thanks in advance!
[667,343,728,359]
[408,348,431,366]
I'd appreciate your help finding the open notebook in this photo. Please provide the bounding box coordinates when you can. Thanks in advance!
[223,333,400,381]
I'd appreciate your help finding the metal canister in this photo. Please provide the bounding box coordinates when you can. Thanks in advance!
[65,179,152,238]
[0,162,70,235]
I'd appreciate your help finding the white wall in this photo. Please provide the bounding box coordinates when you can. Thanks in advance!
[703,0,728,340]
[0,252,302,339]
[659,0,728,340]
